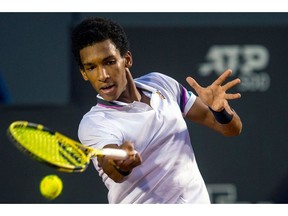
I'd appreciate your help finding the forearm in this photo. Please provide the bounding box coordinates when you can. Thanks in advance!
[98,156,130,183]
[187,98,242,137]
[209,107,242,136]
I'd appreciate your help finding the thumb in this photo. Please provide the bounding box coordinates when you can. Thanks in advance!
[186,77,200,91]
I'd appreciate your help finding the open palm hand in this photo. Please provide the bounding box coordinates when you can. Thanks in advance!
[186,69,241,113]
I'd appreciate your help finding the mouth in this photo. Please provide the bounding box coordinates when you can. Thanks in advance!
[100,84,116,95]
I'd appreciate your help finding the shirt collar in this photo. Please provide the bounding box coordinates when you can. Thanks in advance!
[96,81,155,109]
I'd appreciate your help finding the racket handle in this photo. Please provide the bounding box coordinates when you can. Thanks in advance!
[101,148,136,160]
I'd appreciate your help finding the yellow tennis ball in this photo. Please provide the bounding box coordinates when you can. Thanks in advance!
[40,174,63,200]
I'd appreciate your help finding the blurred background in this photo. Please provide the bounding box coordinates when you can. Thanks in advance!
[0,12,288,203]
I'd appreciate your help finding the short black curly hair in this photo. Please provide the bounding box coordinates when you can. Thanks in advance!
[71,16,130,69]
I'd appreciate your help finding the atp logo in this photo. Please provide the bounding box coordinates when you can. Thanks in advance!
[198,45,271,92]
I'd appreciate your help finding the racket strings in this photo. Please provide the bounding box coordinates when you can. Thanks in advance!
[56,136,89,169]
[13,127,60,161]
[11,127,88,170]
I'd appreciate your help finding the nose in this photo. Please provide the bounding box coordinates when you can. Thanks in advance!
[98,68,110,82]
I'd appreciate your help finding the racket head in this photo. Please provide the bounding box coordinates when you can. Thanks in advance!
[7,121,92,172]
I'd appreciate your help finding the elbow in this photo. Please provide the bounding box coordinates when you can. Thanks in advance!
[236,121,243,135]
[222,122,243,137]
[237,124,243,135]
[225,128,242,137]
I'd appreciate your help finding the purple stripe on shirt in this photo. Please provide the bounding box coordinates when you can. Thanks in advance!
[180,86,189,113]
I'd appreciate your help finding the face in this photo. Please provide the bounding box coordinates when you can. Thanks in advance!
[80,39,132,102]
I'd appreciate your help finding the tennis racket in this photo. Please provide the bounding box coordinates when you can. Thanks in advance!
[7,121,130,173]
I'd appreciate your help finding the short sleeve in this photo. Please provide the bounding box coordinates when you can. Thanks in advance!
[78,114,123,149]
[180,86,196,116]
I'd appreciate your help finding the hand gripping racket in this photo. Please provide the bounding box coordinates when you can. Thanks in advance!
[7,121,129,172]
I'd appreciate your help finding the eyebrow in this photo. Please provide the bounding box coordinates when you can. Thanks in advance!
[83,55,116,67]
[82,62,94,67]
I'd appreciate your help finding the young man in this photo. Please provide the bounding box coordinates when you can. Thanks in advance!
[71,17,242,204]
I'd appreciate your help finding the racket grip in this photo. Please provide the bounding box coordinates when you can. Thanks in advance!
[101,148,136,160]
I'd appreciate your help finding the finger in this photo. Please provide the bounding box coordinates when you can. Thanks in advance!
[135,153,142,165]
[120,141,136,155]
[112,159,123,167]
[225,93,241,100]
[121,152,141,167]
[128,153,136,160]
[186,76,201,91]
[223,101,233,114]
[128,149,137,156]
[213,69,232,86]
[223,78,241,91]
[120,158,138,169]
[125,154,142,168]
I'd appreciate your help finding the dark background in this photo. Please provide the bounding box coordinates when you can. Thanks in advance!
[0,12,287,203]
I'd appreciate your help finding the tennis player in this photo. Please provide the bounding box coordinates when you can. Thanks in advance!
[71,17,242,204]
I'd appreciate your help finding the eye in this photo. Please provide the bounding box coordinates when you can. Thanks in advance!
[106,59,116,65]
[86,66,95,71]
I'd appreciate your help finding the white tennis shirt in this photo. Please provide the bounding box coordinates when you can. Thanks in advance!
[78,72,210,204]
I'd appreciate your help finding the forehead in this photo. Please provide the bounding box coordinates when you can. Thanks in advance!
[80,39,120,63]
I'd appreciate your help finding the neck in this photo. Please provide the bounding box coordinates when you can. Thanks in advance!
[138,89,151,105]
[117,69,141,103]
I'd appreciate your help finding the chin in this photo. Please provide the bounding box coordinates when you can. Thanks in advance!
[101,95,118,102]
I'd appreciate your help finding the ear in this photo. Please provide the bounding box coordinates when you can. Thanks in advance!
[80,69,89,81]
[124,51,133,68]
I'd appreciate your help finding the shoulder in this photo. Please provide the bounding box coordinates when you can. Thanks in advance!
[135,72,179,87]
[78,110,120,147]
[136,72,187,102]
[136,72,173,80]
[78,108,106,136]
